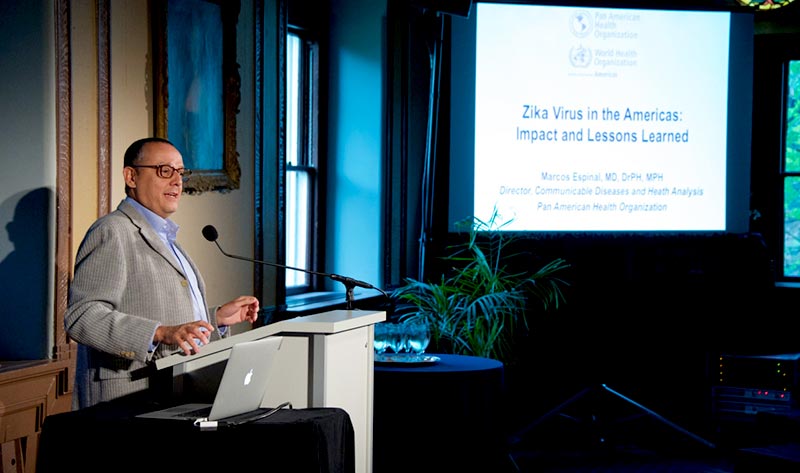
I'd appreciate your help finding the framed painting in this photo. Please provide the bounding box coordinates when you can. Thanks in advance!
[152,0,241,194]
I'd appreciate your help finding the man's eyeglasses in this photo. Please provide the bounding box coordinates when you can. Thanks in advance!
[130,164,192,180]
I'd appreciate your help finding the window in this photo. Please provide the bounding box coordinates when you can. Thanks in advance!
[285,28,319,293]
[735,0,798,9]
[783,60,800,277]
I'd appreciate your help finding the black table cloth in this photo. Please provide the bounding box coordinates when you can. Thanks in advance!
[373,353,506,472]
[37,391,354,473]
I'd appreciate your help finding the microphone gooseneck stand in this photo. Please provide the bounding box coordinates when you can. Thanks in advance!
[202,225,386,310]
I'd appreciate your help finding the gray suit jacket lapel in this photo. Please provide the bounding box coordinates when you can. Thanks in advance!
[118,200,184,277]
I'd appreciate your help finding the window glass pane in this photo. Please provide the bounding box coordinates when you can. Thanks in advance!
[287,34,300,167]
[286,170,310,287]
[784,177,800,276]
[787,60,800,172]
[308,45,317,169]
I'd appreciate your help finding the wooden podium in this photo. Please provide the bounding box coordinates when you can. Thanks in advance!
[154,309,385,473]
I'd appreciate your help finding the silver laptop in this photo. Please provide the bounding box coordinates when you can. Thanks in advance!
[136,336,283,423]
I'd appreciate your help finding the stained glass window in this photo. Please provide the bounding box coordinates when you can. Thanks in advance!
[783,60,800,276]
[737,0,798,10]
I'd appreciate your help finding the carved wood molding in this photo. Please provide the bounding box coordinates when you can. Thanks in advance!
[0,359,73,472]
[97,0,111,216]
[54,0,72,362]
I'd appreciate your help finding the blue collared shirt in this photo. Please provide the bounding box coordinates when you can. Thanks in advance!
[126,197,208,324]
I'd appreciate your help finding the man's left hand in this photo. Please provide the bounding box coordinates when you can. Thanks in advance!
[216,295,260,327]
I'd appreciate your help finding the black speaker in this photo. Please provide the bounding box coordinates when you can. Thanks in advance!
[411,0,473,18]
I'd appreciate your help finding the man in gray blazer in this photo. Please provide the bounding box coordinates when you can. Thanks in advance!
[65,137,259,410]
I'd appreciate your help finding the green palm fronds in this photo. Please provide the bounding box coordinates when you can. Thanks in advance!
[392,210,570,363]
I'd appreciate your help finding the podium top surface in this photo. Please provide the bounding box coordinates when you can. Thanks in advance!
[280,309,385,333]
[153,310,385,371]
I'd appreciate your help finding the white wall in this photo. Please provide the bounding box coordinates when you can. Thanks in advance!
[0,0,389,361]
[104,1,259,333]
[325,0,386,290]
[0,0,56,360]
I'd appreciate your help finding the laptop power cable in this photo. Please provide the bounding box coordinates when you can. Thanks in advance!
[194,401,293,431]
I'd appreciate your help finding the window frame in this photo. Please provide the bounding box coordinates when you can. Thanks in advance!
[285,25,321,295]
[750,33,800,286]
[781,58,800,279]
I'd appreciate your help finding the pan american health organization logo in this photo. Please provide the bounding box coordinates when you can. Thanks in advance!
[569,10,592,38]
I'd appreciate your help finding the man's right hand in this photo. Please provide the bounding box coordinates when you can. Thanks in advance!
[155,321,215,355]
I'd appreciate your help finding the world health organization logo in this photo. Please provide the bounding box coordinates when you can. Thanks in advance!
[569,45,592,68]
[569,10,592,38]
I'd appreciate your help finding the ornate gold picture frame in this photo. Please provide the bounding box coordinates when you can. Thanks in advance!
[152,0,241,194]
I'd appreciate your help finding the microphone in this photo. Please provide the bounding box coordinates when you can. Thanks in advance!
[202,225,388,309]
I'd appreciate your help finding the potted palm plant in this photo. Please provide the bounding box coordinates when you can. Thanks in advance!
[391,211,570,363]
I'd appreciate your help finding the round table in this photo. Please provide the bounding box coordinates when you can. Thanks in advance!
[373,353,506,472]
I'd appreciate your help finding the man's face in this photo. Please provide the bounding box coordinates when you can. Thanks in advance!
[123,142,185,218]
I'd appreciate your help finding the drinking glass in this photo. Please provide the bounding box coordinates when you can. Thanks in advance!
[387,324,409,354]
[373,323,390,355]
[406,321,431,355]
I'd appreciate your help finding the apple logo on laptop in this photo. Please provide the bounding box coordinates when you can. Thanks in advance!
[243,368,254,386]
